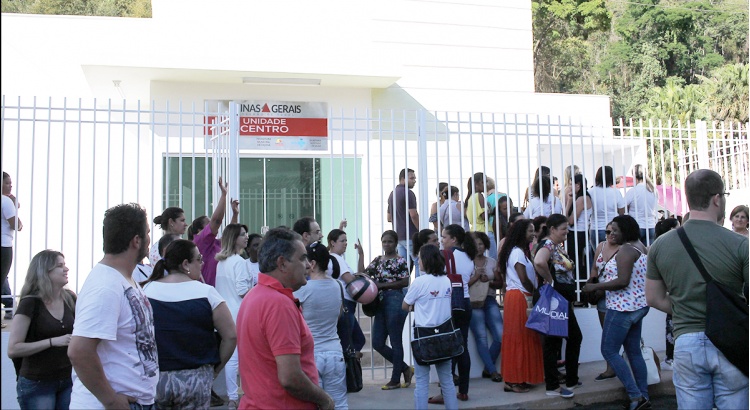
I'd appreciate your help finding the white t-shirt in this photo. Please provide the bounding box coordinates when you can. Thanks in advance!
[404,274,452,327]
[132,264,153,283]
[71,263,158,408]
[327,253,354,302]
[588,186,626,230]
[505,247,537,292]
[1,195,17,247]
[625,183,658,229]
[451,249,474,298]
[570,199,593,232]
[247,260,260,288]
[523,193,562,218]
[215,254,251,320]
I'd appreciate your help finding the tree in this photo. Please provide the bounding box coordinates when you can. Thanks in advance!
[0,0,151,17]
[698,63,749,123]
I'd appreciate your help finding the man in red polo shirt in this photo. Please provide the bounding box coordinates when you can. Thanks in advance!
[236,227,334,410]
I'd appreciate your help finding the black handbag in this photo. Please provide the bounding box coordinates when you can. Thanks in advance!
[677,228,749,376]
[344,347,363,392]
[410,317,464,365]
[361,291,381,317]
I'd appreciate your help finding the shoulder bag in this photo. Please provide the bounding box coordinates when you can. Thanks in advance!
[337,281,363,392]
[677,227,748,376]
[411,317,464,365]
[622,339,661,385]
[442,249,467,323]
[468,261,490,309]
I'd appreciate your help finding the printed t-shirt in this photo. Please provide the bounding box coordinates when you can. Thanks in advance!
[404,274,452,327]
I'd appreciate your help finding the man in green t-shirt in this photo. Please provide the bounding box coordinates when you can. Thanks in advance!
[646,169,748,410]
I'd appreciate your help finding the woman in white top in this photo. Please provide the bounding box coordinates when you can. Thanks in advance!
[496,219,543,393]
[566,174,593,284]
[214,224,250,409]
[624,164,658,246]
[523,176,562,219]
[466,232,503,382]
[588,166,625,250]
[142,240,236,409]
[149,207,188,265]
[402,244,459,410]
[438,224,477,402]
[439,186,470,230]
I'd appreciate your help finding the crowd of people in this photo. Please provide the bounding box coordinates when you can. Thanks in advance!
[2,166,748,410]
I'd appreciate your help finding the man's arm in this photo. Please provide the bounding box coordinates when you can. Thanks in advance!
[646,278,672,314]
[68,336,133,409]
[276,354,334,410]
[409,209,419,231]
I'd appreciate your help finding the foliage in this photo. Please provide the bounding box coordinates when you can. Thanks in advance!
[0,0,151,17]
[697,63,749,123]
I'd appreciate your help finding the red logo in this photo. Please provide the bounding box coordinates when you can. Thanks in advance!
[262,104,271,113]
[429,290,439,297]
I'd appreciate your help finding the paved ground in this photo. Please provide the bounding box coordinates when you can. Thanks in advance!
[210,358,675,409]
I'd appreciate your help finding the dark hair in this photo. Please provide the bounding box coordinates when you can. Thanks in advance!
[143,239,197,287]
[418,244,445,276]
[685,169,724,211]
[381,230,398,243]
[497,219,534,282]
[2,172,8,180]
[327,229,346,250]
[158,234,180,257]
[567,174,589,217]
[293,216,316,236]
[306,242,337,276]
[464,172,485,211]
[442,185,459,199]
[436,182,448,196]
[509,212,524,223]
[470,231,490,250]
[187,216,209,240]
[595,166,616,187]
[442,224,478,260]
[492,196,513,237]
[531,176,552,199]
[103,203,148,254]
[537,214,567,242]
[247,233,262,244]
[611,215,641,242]
[533,166,551,181]
[655,218,679,238]
[258,227,302,273]
[412,229,436,257]
[153,207,184,231]
[399,168,415,181]
[532,216,548,233]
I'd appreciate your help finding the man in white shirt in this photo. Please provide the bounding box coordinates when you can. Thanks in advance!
[1,172,22,322]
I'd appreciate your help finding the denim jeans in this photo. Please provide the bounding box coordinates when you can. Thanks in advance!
[639,228,655,247]
[451,297,472,394]
[672,332,749,410]
[397,240,414,266]
[338,299,366,353]
[315,350,348,410]
[414,360,458,410]
[487,234,497,260]
[129,404,155,410]
[469,296,503,374]
[372,290,409,384]
[601,307,650,400]
[16,376,72,410]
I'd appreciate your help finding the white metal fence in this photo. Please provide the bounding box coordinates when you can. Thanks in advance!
[2,97,748,378]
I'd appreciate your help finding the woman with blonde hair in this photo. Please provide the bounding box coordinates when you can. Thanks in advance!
[215,223,251,409]
[625,164,659,245]
[8,250,76,409]
[561,165,581,210]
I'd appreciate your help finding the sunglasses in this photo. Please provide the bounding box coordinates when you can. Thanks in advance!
[605,230,615,235]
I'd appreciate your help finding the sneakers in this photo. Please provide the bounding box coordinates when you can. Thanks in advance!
[227,399,238,410]
[660,359,673,371]
[546,387,574,398]
[566,381,583,390]
[626,397,652,410]
[595,372,617,381]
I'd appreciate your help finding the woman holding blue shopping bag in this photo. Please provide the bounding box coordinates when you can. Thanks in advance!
[534,214,583,398]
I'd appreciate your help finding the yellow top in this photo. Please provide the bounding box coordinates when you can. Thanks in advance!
[466,193,492,233]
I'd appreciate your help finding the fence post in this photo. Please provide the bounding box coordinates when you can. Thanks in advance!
[696,120,709,169]
[416,110,429,227]
[228,102,241,207]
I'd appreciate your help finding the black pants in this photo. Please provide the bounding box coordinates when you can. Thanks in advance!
[450,298,472,395]
[543,282,582,390]
[566,231,589,283]
[1,247,12,309]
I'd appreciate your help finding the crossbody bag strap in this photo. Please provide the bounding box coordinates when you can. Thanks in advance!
[676,227,713,284]
[337,280,348,314]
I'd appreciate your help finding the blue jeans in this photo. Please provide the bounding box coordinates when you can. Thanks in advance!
[469,296,503,374]
[673,332,749,410]
[16,376,72,410]
[639,228,655,247]
[414,360,458,410]
[487,234,497,260]
[372,290,409,384]
[601,307,650,400]
[590,229,607,252]
[315,350,348,410]
[397,240,413,265]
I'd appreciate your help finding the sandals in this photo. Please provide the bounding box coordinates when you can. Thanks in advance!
[428,395,444,404]
[482,370,503,382]
[402,366,414,388]
[504,382,530,393]
[381,381,401,390]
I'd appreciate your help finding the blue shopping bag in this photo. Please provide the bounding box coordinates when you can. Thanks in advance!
[526,284,569,337]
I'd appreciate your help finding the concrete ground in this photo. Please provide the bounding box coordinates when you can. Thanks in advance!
[211,357,675,409]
